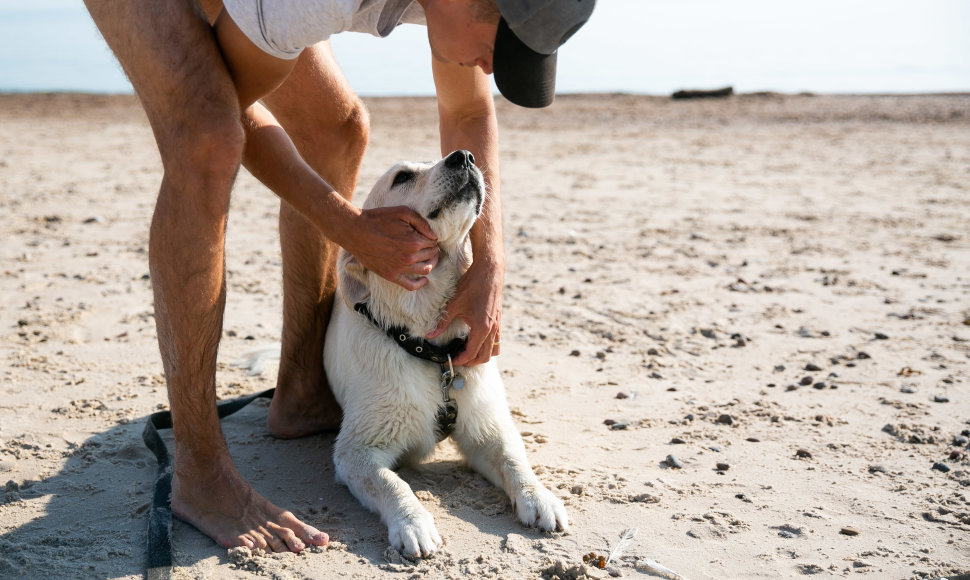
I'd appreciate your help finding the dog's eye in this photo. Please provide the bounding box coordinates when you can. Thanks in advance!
[392,170,415,187]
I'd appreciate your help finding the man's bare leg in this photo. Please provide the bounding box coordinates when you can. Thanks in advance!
[84,0,326,552]
[260,44,369,438]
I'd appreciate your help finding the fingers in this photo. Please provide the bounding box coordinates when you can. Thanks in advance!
[397,206,437,241]
[452,324,500,367]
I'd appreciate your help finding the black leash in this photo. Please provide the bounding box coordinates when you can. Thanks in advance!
[142,388,276,580]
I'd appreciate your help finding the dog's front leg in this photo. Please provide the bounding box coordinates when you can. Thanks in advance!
[334,443,443,558]
[455,414,570,533]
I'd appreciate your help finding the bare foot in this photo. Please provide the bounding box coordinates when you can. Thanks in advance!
[267,374,342,439]
[171,455,328,553]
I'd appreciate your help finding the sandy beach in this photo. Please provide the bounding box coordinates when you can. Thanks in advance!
[1,92,969,579]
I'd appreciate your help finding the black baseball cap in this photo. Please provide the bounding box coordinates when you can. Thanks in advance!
[493,0,596,108]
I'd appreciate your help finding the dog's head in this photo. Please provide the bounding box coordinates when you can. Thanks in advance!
[364,150,485,248]
[338,151,486,325]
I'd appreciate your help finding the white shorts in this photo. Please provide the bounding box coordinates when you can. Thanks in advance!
[222,0,425,60]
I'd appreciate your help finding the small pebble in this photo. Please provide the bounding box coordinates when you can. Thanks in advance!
[785,384,798,392]
[953,435,969,446]
[716,414,734,425]
[796,449,813,459]
[670,437,686,444]
[735,493,752,503]
[804,363,822,372]
[868,465,888,474]
[931,462,950,473]
[700,328,717,339]
[715,462,730,471]
[900,384,917,394]
[840,526,860,536]
[799,376,814,386]
[813,382,826,390]
[774,364,786,372]
[856,351,871,360]
[746,437,760,442]
[874,332,889,340]
[665,454,683,469]
[933,395,950,403]
[569,350,581,357]
[609,422,629,431]
[615,392,629,399]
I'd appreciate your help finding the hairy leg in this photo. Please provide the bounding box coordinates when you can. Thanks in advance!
[260,43,370,438]
[83,0,326,552]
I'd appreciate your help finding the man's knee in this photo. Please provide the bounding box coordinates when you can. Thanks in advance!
[284,96,369,181]
[157,114,246,219]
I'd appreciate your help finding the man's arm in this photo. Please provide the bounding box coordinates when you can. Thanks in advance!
[428,57,505,366]
[212,10,439,289]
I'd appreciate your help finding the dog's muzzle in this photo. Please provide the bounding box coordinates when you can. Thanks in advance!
[427,150,484,220]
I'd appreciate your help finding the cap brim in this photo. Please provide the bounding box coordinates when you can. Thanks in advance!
[493,18,557,109]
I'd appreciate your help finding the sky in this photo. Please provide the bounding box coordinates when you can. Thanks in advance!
[0,0,968,96]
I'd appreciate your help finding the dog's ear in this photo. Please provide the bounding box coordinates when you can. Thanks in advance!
[337,249,369,308]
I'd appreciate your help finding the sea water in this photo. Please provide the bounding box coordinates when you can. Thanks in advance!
[1,0,967,96]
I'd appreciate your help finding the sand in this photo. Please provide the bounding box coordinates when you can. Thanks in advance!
[1,92,968,579]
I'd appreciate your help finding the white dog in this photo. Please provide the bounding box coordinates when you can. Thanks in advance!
[323,151,568,558]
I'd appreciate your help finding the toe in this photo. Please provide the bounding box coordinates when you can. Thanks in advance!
[269,523,305,553]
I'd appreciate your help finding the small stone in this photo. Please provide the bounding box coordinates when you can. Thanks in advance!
[569,349,581,357]
[746,437,760,443]
[901,384,917,394]
[603,419,617,426]
[840,526,860,536]
[700,328,717,339]
[735,493,752,503]
[716,414,734,425]
[570,484,585,495]
[874,332,889,340]
[953,435,969,446]
[774,364,786,372]
[868,464,888,474]
[796,449,813,459]
[785,384,799,392]
[813,382,826,390]
[933,395,950,403]
[615,392,629,399]
[670,437,686,444]
[609,422,629,431]
[931,462,950,473]
[856,351,871,360]
[799,376,814,386]
[665,454,683,469]
[630,493,660,504]
[804,363,823,372]
[715,462,730,471]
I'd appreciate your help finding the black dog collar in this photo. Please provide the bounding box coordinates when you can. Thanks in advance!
[353,302,466,364]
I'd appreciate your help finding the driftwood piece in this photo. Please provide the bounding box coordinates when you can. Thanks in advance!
[671,86,734,100]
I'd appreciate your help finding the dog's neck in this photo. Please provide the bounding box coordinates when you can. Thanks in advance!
[364,240,470,344]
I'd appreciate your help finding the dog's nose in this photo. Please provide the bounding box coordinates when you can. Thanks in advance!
[444,150,474,169]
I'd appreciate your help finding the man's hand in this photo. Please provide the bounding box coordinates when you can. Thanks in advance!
[345,206,440,291]
[427,259,503,366]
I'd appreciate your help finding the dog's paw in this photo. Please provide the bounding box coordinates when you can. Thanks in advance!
[387,508,443,558]
[513,485,570,532]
